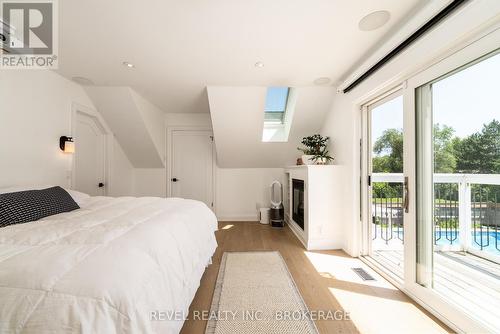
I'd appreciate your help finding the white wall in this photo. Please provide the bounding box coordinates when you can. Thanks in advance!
[208,86,334,168]
[165,112,212,128]
[129,113,212,198]
[163,113,287,221]
[109,139,135,196]
[216,168,284,221]
[320,1,500,256]
[134,168,166,197]
[0,70,134,196]
[0,70,82,188]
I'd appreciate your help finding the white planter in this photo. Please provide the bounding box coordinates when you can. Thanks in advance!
[315,157,328,165]
[301,155,314,165]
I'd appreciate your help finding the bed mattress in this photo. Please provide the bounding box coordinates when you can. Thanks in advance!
[0,196,218,333]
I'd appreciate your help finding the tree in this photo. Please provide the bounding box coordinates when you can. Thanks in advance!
[371,121,500,202]
[372,125,458,174]
[434,124,457,173]
[455,120,500,174]
[373,129,403,173]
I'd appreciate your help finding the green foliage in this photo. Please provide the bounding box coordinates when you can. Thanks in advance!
[435,218,459,229]
[372,125,460,174]
[372,120,500,199]
[297,134,328,155]
[434,183,459,202]
[373,120,500,175]
[372,182,402,199]
[373,128,403,173]
[454,120,500,174]
[433,124,457,173]
[298,134,334,163]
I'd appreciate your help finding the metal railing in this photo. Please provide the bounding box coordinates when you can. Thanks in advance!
[371,173,500,259]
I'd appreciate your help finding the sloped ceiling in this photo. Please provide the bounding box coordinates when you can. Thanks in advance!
[208,86,335,168]
[55,0,447,169]
[85,87,165,168]
[57,0,427,114]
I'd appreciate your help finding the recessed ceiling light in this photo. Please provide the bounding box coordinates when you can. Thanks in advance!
[254,61,264,68]
[122,61,135,68]
[313,77,331,85]
[71,76,94,86]
[358,10,391,31]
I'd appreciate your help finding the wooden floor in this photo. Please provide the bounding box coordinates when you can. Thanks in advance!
[180,222,451,334]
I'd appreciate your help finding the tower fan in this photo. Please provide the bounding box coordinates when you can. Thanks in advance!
[270,181,284,228]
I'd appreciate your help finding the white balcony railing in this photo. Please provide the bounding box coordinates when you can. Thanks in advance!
[371,173,500,263]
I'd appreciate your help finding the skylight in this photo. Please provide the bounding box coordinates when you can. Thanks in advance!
[264,87,290,123]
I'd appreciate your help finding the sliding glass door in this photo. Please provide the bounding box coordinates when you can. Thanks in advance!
[363,90,406,282]
[361,29,500,332]
[414,49,500,332]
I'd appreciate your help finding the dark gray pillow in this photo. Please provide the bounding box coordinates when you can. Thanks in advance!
[0,186,80,228]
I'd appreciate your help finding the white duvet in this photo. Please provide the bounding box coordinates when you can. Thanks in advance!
[0,196,218,334]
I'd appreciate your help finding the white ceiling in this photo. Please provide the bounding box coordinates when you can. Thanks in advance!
[57,0,424,113]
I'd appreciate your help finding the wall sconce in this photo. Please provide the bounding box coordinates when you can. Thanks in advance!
[60,136,75,153]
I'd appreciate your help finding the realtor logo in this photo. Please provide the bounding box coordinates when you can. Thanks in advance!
[1,0,58,68]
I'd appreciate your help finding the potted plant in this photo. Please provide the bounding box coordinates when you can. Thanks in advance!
[297,134,334,165]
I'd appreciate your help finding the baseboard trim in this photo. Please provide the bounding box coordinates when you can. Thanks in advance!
[217,215,258,222]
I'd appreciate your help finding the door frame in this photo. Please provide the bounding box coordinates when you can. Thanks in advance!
[360,86,405,281]
[71,102,113,196]
[402,26,500,334]
[166,126,216,212]
[357,25,500,333]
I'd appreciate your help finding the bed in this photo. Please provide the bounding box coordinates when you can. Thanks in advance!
[0,190,218,334]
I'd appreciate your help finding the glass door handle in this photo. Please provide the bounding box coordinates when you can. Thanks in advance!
[403,176,409,213]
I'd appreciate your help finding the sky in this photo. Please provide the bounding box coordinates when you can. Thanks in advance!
[372,51,499,145]
[432,51,499,138]
[265,87,289,112]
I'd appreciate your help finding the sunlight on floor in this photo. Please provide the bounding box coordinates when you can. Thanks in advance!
[304,251,448,334]
[221,224,234,230]
[305,251,399,291]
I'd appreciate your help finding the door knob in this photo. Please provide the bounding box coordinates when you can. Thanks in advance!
[98,182,105,188]
[171,178,179,182]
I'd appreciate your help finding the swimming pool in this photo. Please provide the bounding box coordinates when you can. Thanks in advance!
[435,231,500,255]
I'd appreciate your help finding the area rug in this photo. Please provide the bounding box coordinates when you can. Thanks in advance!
[205,251,319,334]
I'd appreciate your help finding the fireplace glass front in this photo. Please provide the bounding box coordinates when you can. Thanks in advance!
[292,179,304,230]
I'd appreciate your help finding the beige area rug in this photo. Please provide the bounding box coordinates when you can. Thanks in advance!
[205,251,319,334]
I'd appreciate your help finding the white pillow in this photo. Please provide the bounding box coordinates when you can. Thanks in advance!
[64,189,91,206]
[0,185,90,206]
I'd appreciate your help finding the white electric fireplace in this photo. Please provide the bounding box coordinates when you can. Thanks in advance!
[284,165,340,250]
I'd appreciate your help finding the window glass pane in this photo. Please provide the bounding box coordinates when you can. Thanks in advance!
[369,94,405,280]
[265,87,289,112]
[416,50,500,331]
[264,112,284,122]
[264,87,289,124]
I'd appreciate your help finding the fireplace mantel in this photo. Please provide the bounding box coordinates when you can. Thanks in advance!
[284,165,340,250]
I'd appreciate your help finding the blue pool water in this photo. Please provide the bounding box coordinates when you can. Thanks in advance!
[383,230,500,256]
[434,231,500,255]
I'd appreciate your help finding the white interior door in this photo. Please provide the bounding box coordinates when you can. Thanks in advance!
[171,130,214,209]
[74,111,107,196]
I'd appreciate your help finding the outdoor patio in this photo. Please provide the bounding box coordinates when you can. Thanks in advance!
[373,249,500,329]
[371,173,500,329]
